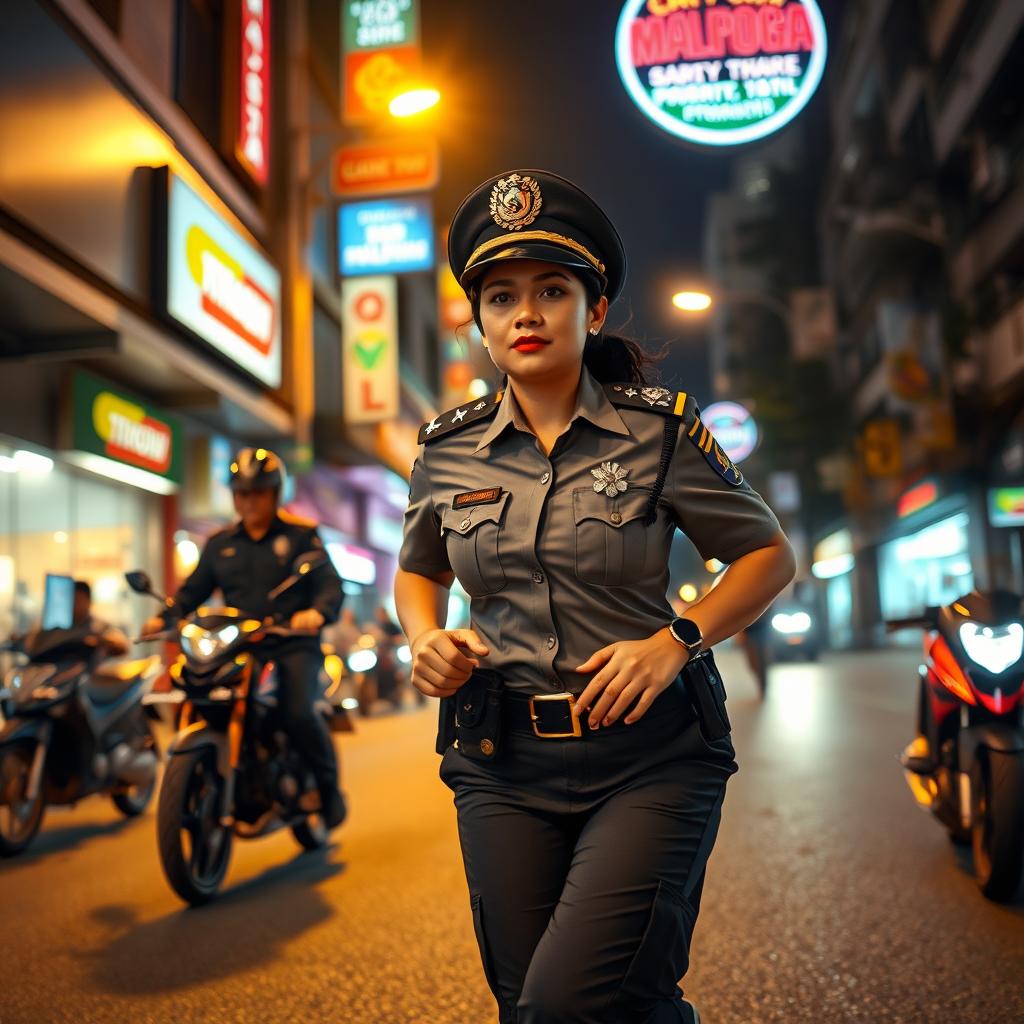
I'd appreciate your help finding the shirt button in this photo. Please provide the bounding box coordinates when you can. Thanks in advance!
[541,471,550,484]
[460,517,471,530]
[546,635,556,650]
[531,570,544,584]
[610,512,622,524]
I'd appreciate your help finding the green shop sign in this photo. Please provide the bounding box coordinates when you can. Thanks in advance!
[616,0,827,148]
[343,0,418,52]
[70,371,183,485]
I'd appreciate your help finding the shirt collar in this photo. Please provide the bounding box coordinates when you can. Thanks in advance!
[473,366,630,454]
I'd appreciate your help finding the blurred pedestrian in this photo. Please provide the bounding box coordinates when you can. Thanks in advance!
[395,170,795,1023]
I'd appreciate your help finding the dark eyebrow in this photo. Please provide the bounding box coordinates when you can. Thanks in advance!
[482,271,572,292]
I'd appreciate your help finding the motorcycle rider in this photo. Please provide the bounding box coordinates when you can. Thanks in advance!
[23,580,129,658]
[144,447,347,828]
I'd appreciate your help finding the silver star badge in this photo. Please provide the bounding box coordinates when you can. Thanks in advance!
[424,418,441,435]
[625,388,638,397]
[452,408,467,423]
[591,461,630,498]
[640,387,671,407]
[473,401,487,411]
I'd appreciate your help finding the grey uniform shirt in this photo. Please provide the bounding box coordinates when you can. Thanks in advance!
[399,367,781,695]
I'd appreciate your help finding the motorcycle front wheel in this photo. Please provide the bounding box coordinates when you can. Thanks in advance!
[291,815,328,850]
[0,742,45,857]
[157,747,233,905]
[971,750,1024,902]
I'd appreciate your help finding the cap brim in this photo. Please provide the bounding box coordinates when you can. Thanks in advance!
[460,243,606,292]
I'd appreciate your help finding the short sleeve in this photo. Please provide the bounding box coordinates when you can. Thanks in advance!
[668,416,782,564]
[398,450,452,578]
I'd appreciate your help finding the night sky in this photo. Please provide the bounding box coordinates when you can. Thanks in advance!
[418,0,842,403]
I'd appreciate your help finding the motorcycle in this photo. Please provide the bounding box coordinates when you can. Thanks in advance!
[128,551,352,905]
[0,626,160,857]
[888,589,1024,902]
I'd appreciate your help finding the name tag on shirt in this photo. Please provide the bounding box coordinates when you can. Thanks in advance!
[453,487,503,509]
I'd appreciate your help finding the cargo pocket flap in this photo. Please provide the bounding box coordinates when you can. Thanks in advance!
[441,490,510,535]
[573,486,650,528]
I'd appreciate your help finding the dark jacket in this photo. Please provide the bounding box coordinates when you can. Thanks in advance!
[166,512,343,626]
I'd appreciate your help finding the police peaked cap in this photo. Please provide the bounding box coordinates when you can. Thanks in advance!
[448,169,626,302]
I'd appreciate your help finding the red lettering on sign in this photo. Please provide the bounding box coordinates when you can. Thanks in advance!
[354,291,384,322]
[361,379,387,411]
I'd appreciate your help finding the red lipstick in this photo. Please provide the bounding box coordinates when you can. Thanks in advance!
[512,335,550,353]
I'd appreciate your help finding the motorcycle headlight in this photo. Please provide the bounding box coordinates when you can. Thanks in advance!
[181,623,240,662]
[347,649,378,673]
[771,612,812,635]
[959,622,1023,675]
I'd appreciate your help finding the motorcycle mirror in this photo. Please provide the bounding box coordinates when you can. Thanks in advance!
[292,550,328,576]
[125,570,154,595]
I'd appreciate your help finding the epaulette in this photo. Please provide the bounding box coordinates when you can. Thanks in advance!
[418,390,503,445]
[605,382,742,487]
[277,509,318,529]
[604,382,694,419]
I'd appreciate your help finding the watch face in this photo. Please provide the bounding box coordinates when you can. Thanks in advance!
[672,618,702,647]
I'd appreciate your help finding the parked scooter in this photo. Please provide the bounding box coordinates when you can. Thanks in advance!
[128,551,352,905]
[0,625,160,856]
[889,589,1024,901]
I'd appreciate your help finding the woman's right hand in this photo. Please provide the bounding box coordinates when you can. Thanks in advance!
[410,628,490,699]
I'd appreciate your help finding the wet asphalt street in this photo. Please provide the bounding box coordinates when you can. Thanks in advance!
[1,647,1022,1024]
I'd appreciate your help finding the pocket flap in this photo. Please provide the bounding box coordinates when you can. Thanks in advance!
[573,486,650,528]
[441,490,510,536]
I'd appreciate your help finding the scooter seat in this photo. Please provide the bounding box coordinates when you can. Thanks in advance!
[87,657,159,705]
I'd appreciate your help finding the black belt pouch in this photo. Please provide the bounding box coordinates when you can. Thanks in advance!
[683,650,731,741]
[453,670,504,761]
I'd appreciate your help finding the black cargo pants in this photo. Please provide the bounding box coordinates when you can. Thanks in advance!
[268,641,339,797]
[439,680,736,1024]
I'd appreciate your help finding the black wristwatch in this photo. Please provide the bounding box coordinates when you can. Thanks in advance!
[668,617,704,655]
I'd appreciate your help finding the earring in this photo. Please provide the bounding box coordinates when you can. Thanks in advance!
[590,328,600,336]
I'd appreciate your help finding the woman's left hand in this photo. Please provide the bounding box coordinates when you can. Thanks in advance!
[574,629,690,728]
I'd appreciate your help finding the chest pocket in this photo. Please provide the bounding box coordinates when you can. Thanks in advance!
[573,486,657,588]
[440,491,511,597]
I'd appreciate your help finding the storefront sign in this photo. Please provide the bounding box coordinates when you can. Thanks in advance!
[897,479,939,519]
[811,528,853,579]
[343,0,417,51]
[332,137,439,197]
[236,0,271,185]
[70,371,182,485]
[343,45,420,123]
[615,0,827,148]
[339,197,434,275]
[989,488,1024,528]
[164,173,282,387]
[703,401,758,463]
[342,275,399,423]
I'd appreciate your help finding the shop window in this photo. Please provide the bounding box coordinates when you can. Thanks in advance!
[174,0,225,150]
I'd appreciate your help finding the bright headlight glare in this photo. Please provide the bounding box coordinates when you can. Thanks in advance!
[184,624,240,661]
[347,649,378,673]
[771,612,812,635]
[397,644,412,665]
[959,622,1023,674]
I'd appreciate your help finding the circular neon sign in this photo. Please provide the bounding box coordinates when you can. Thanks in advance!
[703,401,758,463]
[615,0,827,148]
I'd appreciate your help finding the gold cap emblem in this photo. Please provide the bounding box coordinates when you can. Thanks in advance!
[489,173,542,231]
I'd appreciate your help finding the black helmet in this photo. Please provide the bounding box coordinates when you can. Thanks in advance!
[229,447,286,493]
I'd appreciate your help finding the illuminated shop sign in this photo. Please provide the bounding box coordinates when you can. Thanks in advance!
[342,1,420,124]
[703,401,758,463]
[343,0,417,51]
[164,172,282,388]
[339,197,434,275]
[897,479,939,519]
[236,0,271,185]
[989,488,1024,528]
[332,137,440,197]
[615,0,827,148]
[342,275,399,424]
[69,370,182,488]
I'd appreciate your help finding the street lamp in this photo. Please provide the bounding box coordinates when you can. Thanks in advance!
[672,290,713,312]
[389,87,441,118]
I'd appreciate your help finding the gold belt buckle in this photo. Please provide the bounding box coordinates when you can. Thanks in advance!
[528,693,583,739]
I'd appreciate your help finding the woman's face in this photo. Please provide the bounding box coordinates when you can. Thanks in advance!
[477,260,607,383]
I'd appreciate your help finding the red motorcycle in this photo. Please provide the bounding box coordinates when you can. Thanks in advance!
[889,590,1024,901]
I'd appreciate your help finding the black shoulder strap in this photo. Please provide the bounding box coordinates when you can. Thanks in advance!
[418,391,503,445]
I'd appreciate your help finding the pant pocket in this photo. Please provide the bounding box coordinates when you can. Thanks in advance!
[616,879,697,1005]
[470,892,500,998]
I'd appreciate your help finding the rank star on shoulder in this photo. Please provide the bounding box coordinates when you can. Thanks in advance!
[424,418,441,434]
[452,408,467,423]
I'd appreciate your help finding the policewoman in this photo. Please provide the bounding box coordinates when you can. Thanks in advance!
[394,171,795,1024]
